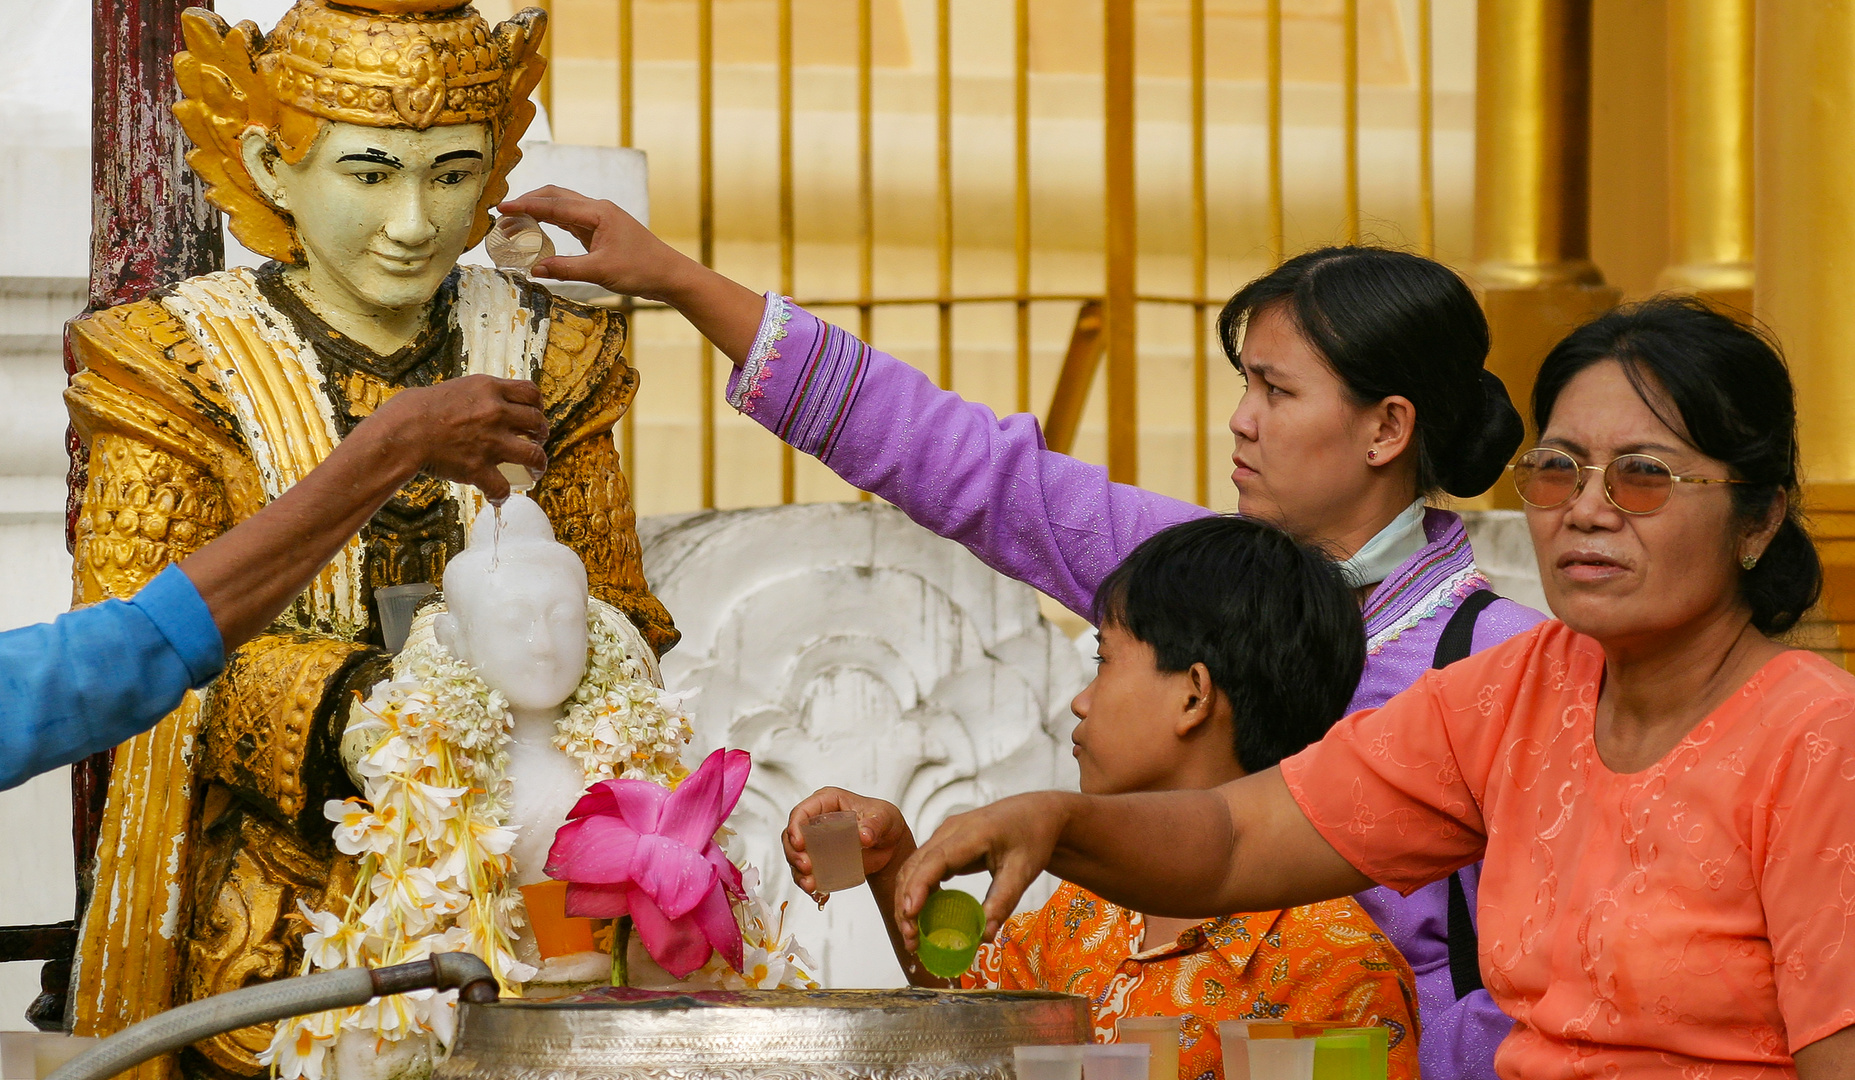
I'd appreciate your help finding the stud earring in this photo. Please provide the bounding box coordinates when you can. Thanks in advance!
[1366,449,1379,462]
[1742,554,1759,570]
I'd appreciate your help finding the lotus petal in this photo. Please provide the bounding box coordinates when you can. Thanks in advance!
[689,876,745,973]
[564,782,621,822]
[626,889,713,978]
[704,844,745,898]
[544,815,641,883]
[628,834,717,920]
[658,749,751,847]
[563,881,632,920]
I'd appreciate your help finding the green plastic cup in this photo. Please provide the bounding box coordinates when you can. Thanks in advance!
[1311,1027,1387,1080]
[915,888,985,978]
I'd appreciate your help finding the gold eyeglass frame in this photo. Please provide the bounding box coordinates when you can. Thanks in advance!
[1509,447,1747,516]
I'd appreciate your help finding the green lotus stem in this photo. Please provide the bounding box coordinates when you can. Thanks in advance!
[611,915,632,987]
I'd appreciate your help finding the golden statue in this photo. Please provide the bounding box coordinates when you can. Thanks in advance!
[62,3,674,1077]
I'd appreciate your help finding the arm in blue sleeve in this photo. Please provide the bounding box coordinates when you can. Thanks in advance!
[0,564,225,791]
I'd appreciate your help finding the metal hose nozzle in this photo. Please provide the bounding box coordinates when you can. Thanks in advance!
[46,953,497,1080]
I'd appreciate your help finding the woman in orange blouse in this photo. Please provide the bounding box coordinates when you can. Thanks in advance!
[892,299,1855,1079]
[786,516,1420,1080]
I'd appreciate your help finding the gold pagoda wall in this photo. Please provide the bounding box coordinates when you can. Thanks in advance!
[476,0,1855,665]
[478,0,1482,516]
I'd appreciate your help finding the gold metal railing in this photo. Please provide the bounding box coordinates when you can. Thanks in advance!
[589,0,1446,513]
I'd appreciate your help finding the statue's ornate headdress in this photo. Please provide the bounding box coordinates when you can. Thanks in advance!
[173,0,547,262]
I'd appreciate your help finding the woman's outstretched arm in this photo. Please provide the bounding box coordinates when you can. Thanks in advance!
[502,187,1208,618]
[502,187,766,362]
[888,769,1375,948]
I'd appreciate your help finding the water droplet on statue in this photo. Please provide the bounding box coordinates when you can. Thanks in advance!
[486,214,556,277]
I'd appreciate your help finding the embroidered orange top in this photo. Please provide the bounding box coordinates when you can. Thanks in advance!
[960,882,1421,1080]
[1280,621,1855,1079]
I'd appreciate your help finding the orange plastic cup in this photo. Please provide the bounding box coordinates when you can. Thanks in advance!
[520,880,598,958]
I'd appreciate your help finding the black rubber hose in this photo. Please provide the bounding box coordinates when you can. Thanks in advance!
[45,954,498,1080]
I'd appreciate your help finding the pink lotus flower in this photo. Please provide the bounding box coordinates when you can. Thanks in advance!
[544,748,750,978]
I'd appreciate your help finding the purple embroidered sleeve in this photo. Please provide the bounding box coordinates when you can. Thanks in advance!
[724,294,1208,617]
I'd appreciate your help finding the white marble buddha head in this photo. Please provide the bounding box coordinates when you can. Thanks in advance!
[435,496,589,713]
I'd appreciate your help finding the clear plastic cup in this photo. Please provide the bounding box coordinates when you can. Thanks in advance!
[1242,1033,1316,1080]
[1115,1017,1181,1080]
[496,460,540,494]
[1215,1021,1252,1080]
[375,582,436,654]
[1082,1043,1150,1080]
[800,810,866,893]
[1013,1045,1085,1080]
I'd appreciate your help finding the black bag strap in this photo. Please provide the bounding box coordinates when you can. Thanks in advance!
[1432,588,1500,670]
[1432,588,1498,1000]
[1446,871,1486,998]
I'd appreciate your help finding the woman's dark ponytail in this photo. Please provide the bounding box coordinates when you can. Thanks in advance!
[1533,296,1822,636]
[1220,247,1524,499]
[1745,517,1820,635]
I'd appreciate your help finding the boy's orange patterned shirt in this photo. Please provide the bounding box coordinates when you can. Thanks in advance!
[961,883,1421,1080]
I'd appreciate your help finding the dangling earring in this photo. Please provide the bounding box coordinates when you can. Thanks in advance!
[1742,553,1759,570]
[1366,449,1379,462]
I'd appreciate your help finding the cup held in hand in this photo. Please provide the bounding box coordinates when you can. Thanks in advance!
[800,810,867,894]
[915,887,985,978]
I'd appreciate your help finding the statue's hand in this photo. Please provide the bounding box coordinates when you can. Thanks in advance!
[363,374,550,501]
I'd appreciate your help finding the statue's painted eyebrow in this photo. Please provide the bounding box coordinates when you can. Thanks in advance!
[336,148,404,168]
[434,150,485,164]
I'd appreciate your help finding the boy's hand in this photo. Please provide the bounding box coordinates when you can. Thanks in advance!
[891,791,1077,950]
[498,186,697,303]
[784,788,917,901]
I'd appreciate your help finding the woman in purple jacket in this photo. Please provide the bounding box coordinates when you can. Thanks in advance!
[507,187,1548,1080]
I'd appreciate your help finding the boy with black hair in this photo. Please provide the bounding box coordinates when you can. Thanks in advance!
[784,516,1420,1080]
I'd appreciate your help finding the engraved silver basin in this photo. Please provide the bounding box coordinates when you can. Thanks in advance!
[435,988,1090,1080]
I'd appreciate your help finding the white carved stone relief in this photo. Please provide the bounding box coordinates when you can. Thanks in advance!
[1461,510,1549,615]
[637,503,1089,989]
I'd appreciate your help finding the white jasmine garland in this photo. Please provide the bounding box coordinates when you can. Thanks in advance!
[263,599,812,1080]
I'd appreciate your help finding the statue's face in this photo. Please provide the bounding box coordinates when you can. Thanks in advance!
[443,556,590,713]
[244,121,492,314]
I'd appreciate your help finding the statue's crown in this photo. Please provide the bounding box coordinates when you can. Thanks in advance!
[172,0,547,261]
[261,0,517,130]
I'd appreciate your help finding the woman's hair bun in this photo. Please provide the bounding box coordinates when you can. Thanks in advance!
[1219,246,1517,500]
[1435,368,1525,498]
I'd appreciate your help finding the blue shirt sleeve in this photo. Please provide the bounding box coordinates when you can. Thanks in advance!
[0,564,226,791]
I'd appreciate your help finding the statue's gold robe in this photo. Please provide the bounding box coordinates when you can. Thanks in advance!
[62,265,675,1080]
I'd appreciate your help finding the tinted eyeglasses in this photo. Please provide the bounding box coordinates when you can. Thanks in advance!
[1510,446,1746,515]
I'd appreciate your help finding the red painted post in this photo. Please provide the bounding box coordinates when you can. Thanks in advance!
[46,0,222,1026]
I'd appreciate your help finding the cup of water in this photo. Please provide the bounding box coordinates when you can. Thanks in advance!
[1217,1022,1316,1080]
[1309,1027,1387,1080]
[915,887,986,978]
[799,810,867,894]
[1114,1017,1181,1080]
[1081,1043,1149,1080]
[375,581,436,654]
[1012,1045,1085,1080]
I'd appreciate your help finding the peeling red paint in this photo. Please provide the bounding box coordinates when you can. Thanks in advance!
[64,0,224,960]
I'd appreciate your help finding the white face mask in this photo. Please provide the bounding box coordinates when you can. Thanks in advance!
[243,120,493,318]
[1337,498,1429,589]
